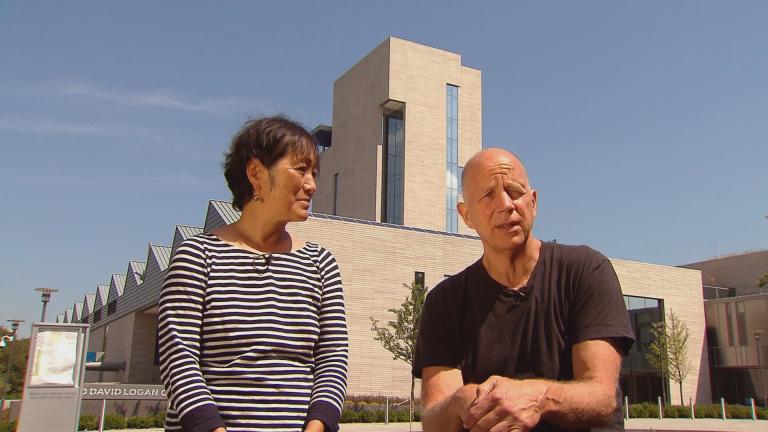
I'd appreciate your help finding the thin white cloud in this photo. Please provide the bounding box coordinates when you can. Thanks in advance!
[0,170,211,189]
[60,83,245,113]
[0,116,105,135]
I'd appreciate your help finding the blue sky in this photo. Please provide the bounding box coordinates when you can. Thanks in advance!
[1,1,766,334]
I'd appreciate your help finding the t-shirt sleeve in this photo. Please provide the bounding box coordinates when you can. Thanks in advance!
[306,247,349,432]
[568,249,635,355]
[157,237,225,432]
[412,283,463,378]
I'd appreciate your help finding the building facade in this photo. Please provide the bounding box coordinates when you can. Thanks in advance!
[58,37,711,404]
[312,37,481,235]
[682,250,768,403]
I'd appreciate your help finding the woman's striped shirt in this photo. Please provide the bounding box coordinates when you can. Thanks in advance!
[158,233,349,432]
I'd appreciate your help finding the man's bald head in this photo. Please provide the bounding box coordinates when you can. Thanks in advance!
[457,147,538,253]
[461,148,531,198]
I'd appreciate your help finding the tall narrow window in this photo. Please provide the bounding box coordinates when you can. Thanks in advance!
[383,112,404,224]
[333,173,340,215]
[446,85,459,232]
[414,271,425,288]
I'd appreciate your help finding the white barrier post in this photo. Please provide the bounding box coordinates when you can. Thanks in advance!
[690,397,695,419]
[658,396,663,419]
[624,395,629,420]
[98,398,106,432]
[385,396,389,425]
[751,398,757,421]
[720,397,726,420]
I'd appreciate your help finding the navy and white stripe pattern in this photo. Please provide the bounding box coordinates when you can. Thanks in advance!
[158,234,348,432]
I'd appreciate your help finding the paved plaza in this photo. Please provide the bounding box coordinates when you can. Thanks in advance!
[103,419,768,432]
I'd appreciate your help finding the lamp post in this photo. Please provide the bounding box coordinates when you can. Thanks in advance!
[1,319,24,413]
[756,330,765,407]
[35,287,58,322]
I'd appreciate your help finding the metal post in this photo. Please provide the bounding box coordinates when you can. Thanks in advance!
[658,396,663,419]
[720,397,726,420]
[35,287,59,322]
[751,398,756,420]
[624,395,629,420]
[98,399,106,432]
[756,330,765,407]
[690,397,694,419]
[385,396,389,425]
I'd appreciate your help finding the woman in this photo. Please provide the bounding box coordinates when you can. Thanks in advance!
[158,116,349,432]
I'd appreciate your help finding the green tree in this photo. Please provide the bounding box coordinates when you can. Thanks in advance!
[370,281,428,424]
[1,327,30,401]
[758,272,768,292]
[646,311,692,405]
[646,319,669,404]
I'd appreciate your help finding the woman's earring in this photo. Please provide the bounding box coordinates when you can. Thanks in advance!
[253,193,261,202]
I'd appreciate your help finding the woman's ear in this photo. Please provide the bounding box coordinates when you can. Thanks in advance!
[246,159,267,196]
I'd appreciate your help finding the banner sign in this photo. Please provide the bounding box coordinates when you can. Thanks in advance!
[29,329,79,386]
[81,384,167,400]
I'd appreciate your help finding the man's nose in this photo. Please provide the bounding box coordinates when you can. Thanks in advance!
[497,190,516,212]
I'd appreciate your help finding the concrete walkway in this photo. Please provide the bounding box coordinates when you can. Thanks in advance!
[105,419,768,432]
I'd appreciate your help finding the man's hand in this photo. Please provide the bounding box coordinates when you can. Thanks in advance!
[462,375,548,432]
[213,428,226,432]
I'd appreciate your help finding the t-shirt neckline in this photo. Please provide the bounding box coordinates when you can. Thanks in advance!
[204,232,314,257]
[474,242,550,294]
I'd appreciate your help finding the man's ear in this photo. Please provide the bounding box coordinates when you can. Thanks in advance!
[246,159,267,196]
[458,201,475,230]
[531,189,537,218]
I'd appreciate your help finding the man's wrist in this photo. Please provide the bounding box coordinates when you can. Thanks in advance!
[531,379,559,418]
[450,384,478,415]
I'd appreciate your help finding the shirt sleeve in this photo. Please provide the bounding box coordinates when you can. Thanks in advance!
[568,248,635,355]
[306,247,349,432]
[157,238,225,432]
[412,281,463,379]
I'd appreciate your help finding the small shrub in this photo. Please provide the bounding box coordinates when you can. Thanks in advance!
[727,404,751,419]
[678,405,693,418]
[695,404,720,418]
[663,405,677,418]
[340,410,358,423]
[628,403,657,418]
[358,410,377,423]
[153,411,166,427]
[0,420,17,432]
[390,410,410,422]
[103,412,126,430]
[127,415,154,428]
[757,406,767,420]
[662,405,691,418]
[79,414,98,431]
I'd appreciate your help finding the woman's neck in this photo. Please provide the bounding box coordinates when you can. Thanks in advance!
[232,209,290,253]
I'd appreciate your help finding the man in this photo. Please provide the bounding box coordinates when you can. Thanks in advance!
[413,148,634,432]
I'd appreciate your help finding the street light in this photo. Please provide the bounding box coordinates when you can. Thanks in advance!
[756,330,765,407]
[1,319,24,413]
[35,287,59,322]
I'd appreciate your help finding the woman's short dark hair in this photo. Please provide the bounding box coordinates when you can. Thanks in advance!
[224,116,318,211]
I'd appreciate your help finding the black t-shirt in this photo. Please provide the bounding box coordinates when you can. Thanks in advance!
[413,242,635,432]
